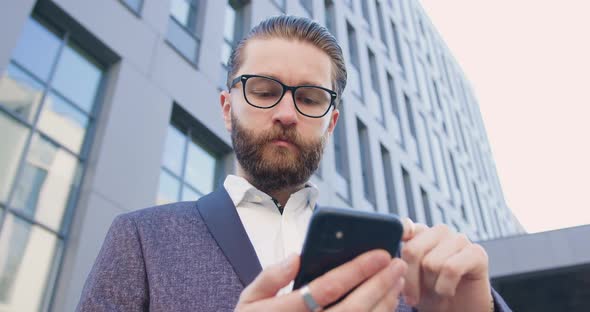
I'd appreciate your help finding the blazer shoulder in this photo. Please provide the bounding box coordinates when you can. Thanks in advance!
[116,201,203,228]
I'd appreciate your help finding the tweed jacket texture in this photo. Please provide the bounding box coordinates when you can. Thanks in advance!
[77,188,510,312]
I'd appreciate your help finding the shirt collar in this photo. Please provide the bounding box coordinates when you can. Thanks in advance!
[223,174,319,210]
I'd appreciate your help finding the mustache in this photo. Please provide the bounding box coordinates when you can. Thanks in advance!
[259,126,303,149]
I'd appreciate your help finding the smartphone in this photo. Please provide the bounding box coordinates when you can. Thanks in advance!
[293,207,404,295]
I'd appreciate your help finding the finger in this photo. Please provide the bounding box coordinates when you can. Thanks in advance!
[271,249,392,310]
[434,244,489,297]
[402,219,428,241]
[330,258,407,311]
[370,276,405,312]
[421,233,470,291]
[239,253,300,304]
[305,249,391,307]
[401,224,450,306]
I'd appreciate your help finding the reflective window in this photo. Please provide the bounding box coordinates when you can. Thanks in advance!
[38,91,89,154]
[157,169,181,205]
[0,213,60,311]
[157,118,221,205]
[220,0,247,88]
[51,42,102,113]
[0,114,29,203]
[185,140,216,194]
[10,134,81,231]
[11,18,61,83]
[0,63,45,122]
[167,0,201,63]
[162,125,185,176]
[300,0,313,16]
[0,14,104,310]
[170,0,197,29]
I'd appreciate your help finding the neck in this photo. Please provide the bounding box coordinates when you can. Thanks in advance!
[235,165,306,207]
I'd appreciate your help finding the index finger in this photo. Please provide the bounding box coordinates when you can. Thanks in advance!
[402,218,428,241]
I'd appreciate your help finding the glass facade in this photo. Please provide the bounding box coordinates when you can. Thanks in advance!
[157,120,220,205]
[0,15,103,311]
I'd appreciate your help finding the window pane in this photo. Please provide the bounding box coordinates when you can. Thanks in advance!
[162,125,185,176]
[184,140,216,194]
[221,42,232,67]
[0,112,30,204]
[38,91,89,154]
[11,17,61,82]
[167,17,199,63]
[0,214,59,311]
[51,42,102,113]
[170,0,194,29]
[9,134,81,231]
[224,3,237,42]
[157,169,180,205]
[181,185,201,202]
[0,64,45,122]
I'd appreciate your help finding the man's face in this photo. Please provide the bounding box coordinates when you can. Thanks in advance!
[220,38,339,193]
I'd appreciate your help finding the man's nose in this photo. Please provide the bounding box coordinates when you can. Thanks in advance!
[271,91,299,127]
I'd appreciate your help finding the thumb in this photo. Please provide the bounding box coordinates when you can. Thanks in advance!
[239,253,300,303]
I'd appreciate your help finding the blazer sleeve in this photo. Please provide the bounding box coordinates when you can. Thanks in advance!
[76,214,149,312]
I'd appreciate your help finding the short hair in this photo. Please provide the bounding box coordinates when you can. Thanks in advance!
[226,15,347,108]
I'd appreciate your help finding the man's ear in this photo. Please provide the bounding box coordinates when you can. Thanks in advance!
[220,90,232,132]
[327,108,340,135]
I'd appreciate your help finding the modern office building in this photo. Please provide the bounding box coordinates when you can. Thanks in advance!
[0,0,524,311]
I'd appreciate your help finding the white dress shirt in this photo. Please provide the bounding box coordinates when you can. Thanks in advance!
[223,174,318,293]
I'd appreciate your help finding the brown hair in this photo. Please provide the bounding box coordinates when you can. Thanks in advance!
[226,15,347,108]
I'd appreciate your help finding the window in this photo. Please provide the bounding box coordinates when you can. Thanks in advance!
[300,0,313,16]
[334,108,349,181]
[346,22,360,70]
[402,167,416,221]
[324,0,336,36]
[361,0,372,34]
[166,0,202,64]
[386,72,400,119]
[120,0,143,14]
[421,187,432,226]
[404,94,417,140]
[449,150,460,189]
[368,48,385,124]
[272,0,286,12]
[0,14,105,311]
[357,119,376,205]
[390,21,404,72]
[220,0,247,88]
[380,145,398,215]
[472,182,488,234]
[432,132,451,199]
[157,106,226,204]
[419,113,436,183]
[375,0,388,47]
[437,205,447,224]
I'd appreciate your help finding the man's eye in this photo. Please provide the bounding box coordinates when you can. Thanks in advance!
[252,90,277,97]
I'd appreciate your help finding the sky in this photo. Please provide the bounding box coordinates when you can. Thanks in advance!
[418,0,590,233]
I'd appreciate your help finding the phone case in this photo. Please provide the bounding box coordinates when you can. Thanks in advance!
[293,207,403,291]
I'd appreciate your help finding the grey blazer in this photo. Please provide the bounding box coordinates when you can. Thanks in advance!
[76,188,510,311]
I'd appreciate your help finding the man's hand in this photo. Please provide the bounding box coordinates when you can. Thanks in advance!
[401,219,494,312]
[235,250,407,312]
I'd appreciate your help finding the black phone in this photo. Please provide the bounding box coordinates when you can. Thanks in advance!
[293,207,404,293]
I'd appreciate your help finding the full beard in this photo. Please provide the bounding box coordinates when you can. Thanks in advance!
[231,112,326,194]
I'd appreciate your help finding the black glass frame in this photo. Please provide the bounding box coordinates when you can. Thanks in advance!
[230,74,337,118]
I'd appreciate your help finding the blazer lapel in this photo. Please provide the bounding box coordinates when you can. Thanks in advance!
[196,187,262,286]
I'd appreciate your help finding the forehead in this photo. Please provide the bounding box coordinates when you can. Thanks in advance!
[237,38,333,88]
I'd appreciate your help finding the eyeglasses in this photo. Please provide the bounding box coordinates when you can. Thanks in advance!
[229,74,337,118]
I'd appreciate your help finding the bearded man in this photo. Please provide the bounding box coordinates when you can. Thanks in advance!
[77,15,511,312]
